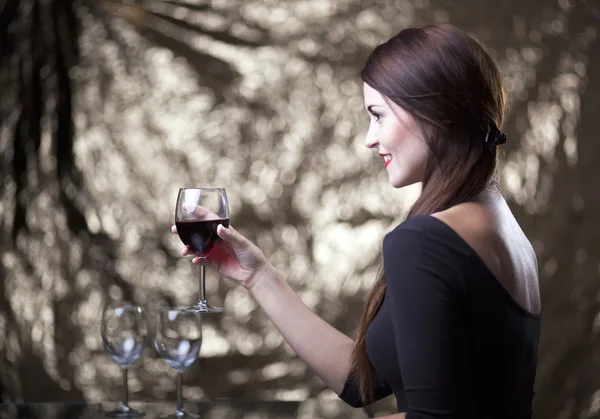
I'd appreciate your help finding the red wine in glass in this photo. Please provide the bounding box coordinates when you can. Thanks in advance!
[175,187,229,313]
[176,219,229,257]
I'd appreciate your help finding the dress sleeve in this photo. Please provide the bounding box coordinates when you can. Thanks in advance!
[338,371,393,408]
[382,223,474,418]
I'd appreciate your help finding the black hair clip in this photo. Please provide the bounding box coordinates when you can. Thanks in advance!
[484,126,507,146]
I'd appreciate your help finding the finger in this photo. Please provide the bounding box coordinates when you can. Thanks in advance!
[171,225,177,234]
[216,253,223,272]
[190,205,212,217]
[217,224,248,247]
[221,246,234,257]
[182,246,192,256]
[182,204,220,220]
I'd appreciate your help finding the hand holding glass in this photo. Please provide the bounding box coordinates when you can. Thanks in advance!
[101,303,148,417]
[175,187,229,313]
[154,308,203,418]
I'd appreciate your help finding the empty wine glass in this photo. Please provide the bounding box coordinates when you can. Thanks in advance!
[175,187,229,313]
[154,308,203,418]
[101,303,148,417]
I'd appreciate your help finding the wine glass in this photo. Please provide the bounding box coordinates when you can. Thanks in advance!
[175,187,229,313]
[101,303,149,417]
[154,308,203,418]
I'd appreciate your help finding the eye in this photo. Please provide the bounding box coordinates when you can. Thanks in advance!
[370,111,383,122]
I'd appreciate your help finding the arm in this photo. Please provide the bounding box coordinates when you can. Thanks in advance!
[175,221,383,401]
[248,263,354,394]
[248,253,392,406]
[383,226,473,418]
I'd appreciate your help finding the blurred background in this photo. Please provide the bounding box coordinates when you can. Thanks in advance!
[0,0,599,418]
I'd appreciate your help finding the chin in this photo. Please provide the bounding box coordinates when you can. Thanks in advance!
[389,167,425,189]
[389,176,422,189]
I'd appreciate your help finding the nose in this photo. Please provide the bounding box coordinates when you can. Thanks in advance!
[365,125,378,149]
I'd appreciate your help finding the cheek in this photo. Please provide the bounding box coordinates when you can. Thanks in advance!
[380,128,403,151]
[393,138,428,169]
[408,144,429,176]
[386,135,410,157]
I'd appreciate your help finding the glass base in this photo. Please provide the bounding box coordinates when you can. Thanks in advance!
[160,410,200,419]
[184,300,224,314]
[105,405,145,417]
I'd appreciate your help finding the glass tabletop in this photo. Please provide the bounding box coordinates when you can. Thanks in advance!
[0,400,369,419]
[0,401,297,419]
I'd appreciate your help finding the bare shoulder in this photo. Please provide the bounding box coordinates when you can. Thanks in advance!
[431,192,541,314]
[432,201,493,233]
[431,200,498,254]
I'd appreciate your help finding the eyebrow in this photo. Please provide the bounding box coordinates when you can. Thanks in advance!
[367,105,383,113]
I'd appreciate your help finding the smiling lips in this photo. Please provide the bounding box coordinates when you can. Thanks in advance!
[380,153,393,168]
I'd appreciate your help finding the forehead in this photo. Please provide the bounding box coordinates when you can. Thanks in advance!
[363,82,386,105]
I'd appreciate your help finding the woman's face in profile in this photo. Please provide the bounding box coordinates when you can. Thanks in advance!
[363,83,428,188]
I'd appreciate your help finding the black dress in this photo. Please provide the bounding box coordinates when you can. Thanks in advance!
[339,215,541,418]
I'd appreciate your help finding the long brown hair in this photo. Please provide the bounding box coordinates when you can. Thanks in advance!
[349,24,507,403]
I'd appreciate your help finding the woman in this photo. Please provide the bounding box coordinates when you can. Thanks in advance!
[173,24,541,418]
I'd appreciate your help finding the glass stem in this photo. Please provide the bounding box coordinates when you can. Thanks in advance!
[198,264,206,304]
[176,372,184,412]
[123,368,130,408]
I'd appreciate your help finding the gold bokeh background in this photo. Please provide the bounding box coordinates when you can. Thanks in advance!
[1,0,599,418]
